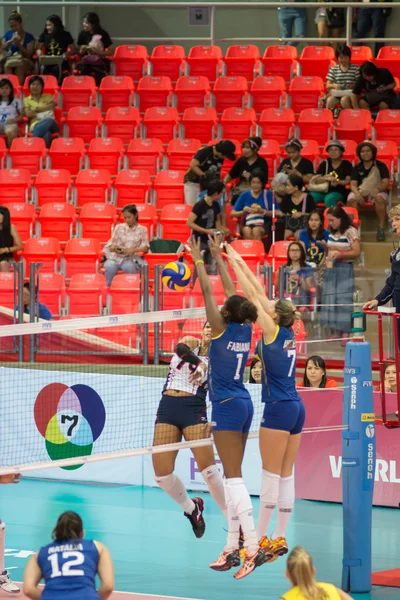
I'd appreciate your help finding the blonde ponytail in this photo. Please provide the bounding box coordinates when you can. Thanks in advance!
[287,547,329,600]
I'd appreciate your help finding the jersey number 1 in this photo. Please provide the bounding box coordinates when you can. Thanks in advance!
[234,353,243,380]
[48,551,85,578]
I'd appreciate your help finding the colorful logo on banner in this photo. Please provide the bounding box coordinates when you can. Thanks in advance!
[34,383,106,470]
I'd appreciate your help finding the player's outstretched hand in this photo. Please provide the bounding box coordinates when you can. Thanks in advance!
[188,236,203,263]
[208,233,222,260]
[225,243,245,265]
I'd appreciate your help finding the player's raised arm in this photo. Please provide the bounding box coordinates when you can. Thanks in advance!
[208,234,236,299]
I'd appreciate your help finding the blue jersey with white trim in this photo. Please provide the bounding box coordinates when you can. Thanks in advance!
[208,321,252,402]
[258,325,301,403]
[38,539,100,600]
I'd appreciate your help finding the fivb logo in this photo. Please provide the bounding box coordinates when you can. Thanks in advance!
[329,455,400,483]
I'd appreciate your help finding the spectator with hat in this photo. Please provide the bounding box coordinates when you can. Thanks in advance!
[223,136,268,204]
[309,140,353,207]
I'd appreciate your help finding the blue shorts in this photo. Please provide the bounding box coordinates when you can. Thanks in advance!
[211,397,254,433]
[261,400,305,434]
[155,394,207,430]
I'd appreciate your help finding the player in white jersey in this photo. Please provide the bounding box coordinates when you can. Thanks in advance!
[0,474,22,593]
[153,323,226,538]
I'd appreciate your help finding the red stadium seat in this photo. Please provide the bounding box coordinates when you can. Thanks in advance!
[23,237,62,274]
[38,202,76,243]
[159,204,192,242]
[2,74,21,96]
[0,272,17,309]
[267,240,292,271]
[114,170,153,207]
[324,206,360,229]
[349,46,373,67]
[143,107,180,144]
[108,273,141,314]
[99,76,135,112]
[375,47,400,79]
[150,45,185,81]
[113,45,149,81]
[258,108,295,145]
[258,139,282,178]
[2,202,36,242]
[231,239,265,274]
[250,76,286,113]
[299,46,335,79]
[79,202,117,242]
[65,106,102,143]
[261,46,298,81]
[288,76,324,113]
[187,45,223,80]
[137,76,173,113]
[75,169,112,207]
[224,45,260,81]
[124,203,158,237]
[104,107,141,144]
[191,275,225,307]
[181,107,218,143]
[35,169,71,206]
[334,109,372,143]
[322,139,357,164]
[67,273,107,316]
[297,109,334,146]
[0,138,6,169]
[160,286,186,310]
[87,138,125,174]
[374,110,400,145]
[0,169,32,203]
[220,108,256,140]
[9,137,46,174]
[126,138,164,175]
[144,252,181,282]
[375,140,398,179]
[61,76,97,112]
[213,76,248,113]
[23,74,59,98]
[63,238,102,278]
[37,272,66,316]
[174,76,210,113]
[167,138,202,170]
[154,170,185,209]
[49,138,86,175]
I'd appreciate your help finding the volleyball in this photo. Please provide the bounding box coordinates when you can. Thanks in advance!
[162,261,191,291]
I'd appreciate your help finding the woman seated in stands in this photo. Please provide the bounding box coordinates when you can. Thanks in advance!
[0,77,22,147]
[277,139,315,187]
[23,75,59,148]
[224,137,268,204]
[298,211,329,267]
[309,141,352,208]
[275,241,315,308]
[280,174,316,240]
[0,205,22,272]
[326,45,359,115]
[77,12,115,86]
[37,14,77,80]
[298,355,339,389]
[1,11,35,84]
[249,356,262,384]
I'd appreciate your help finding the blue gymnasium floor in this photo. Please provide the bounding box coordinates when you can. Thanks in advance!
[0,478,399,600]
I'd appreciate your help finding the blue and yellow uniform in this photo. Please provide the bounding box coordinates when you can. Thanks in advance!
[209,321,254,432]
[280,582,341,599]
[37,538,100,600]
[258,325,305,434]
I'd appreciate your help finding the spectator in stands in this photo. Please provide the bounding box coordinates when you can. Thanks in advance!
[277,139,314,187]
[347,141,389,242]
[0,77,22,147]
[355,0,392,57]
[249,357,262,384]
[77,12,114,86]
[315,0,345,43]
[326,45,359,114]
[320,205,360,341]
[21,282,52,321]
[23,75,59,148]
[298,355,339,388]
[1,11,35,84]
[277,0,306,46]
[37,15,77,80]
[298,211,329,267]
[351,61,396,111]
[280,174,316,239]
[231,171,282,241]
[0,205,22,272]
[104,204,149,286]
[184,140,236,206]
[276,241,315,307]
[375,361,397,393]
[224,137,268,204]
[309,141,352,207]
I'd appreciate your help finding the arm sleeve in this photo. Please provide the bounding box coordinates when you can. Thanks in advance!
[326,65,336,83]
[229,158,242,179]
[375,270,395,306]
[191,202,203,217]
[352,76,364,95]
[303,159,314,174]
[38,304,52,321]
[175,343,202,366]
[233,193,246,212]
[101,30,113,47]
[306,195,316,212]
[77,31,85,45]
[317,160,327,176]
[382,68,395,85]
[378,161,390,180]
[277,159,286,173]
[350,166,359,181]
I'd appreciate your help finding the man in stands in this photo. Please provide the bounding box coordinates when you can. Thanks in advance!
[21,282,52,320]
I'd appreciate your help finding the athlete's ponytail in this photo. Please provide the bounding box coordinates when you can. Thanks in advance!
[286,546,329,600]
[53,511,83,541]
[224,295,258,324]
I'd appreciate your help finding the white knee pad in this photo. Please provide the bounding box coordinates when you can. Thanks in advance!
[201,465,222,488]
[225,477,253,516]
[154,473,174,491]
[278,474,294,510]
[260,470,281,507]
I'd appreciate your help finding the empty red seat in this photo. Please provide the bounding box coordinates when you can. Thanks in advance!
[126,138,164,175]
[61,76,97,112]
[192,275,225,307]
[267,239,292,271]
[37,272,66,316]
[38,202,76,242]
[143,107,179,144]
[63,238,102,278]
[0,272,17,309]
[9,137,46,174]
[144,252,181,282]
[159,204,192,242]
[250,76,286,113]
[288,76,324,113]
[87,138,125,174]
[99,76,135,112]
[0,138,6,169]
[187,45,223,80]
[297,108,334,146]
[259,139,282,177]
[167,138,202,170]
[23,74,59,98]
[220,108,256,140]
[259,108,295,145]
[113,45,149,81]
[154,170,185,209]
[2,74,21,96]
[374,110,400,145]
[104,107,141,144]
[2,202,36,242]
[35,169,71,206]
[65,106,102,143]
[335,109,372,143]
[375,47,400,79]
[224,45,260,81]
[213,76,248,113]
[299,46,335,79]
[150,45,185,81]
[181,107,218,143]
[75,169,112,206]
[127,203,158,237]
[322,139,357,163]
[114,170,153,207]
[0,169,31,203]
[230,239,265,274]
[23,237,61,273]
[49,138,86,175]
[79,203,117,242]
[137,76,173,113]
[67,273,107,316]
[375,140,398,179]
[349,46,373,67]
[261,45,298,81]
[174,76,210,113]
[108,273,141,314]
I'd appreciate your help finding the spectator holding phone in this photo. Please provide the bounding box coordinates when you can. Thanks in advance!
[277,139,315,186]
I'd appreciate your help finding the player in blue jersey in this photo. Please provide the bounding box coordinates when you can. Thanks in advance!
[226,245,305,564]
[23,511,114,600]
[189,235,269,580]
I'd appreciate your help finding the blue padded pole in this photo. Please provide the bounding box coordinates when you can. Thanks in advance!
[342,341,376,593]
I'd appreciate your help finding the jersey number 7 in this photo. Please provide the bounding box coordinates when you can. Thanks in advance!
[288,349,296,377]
